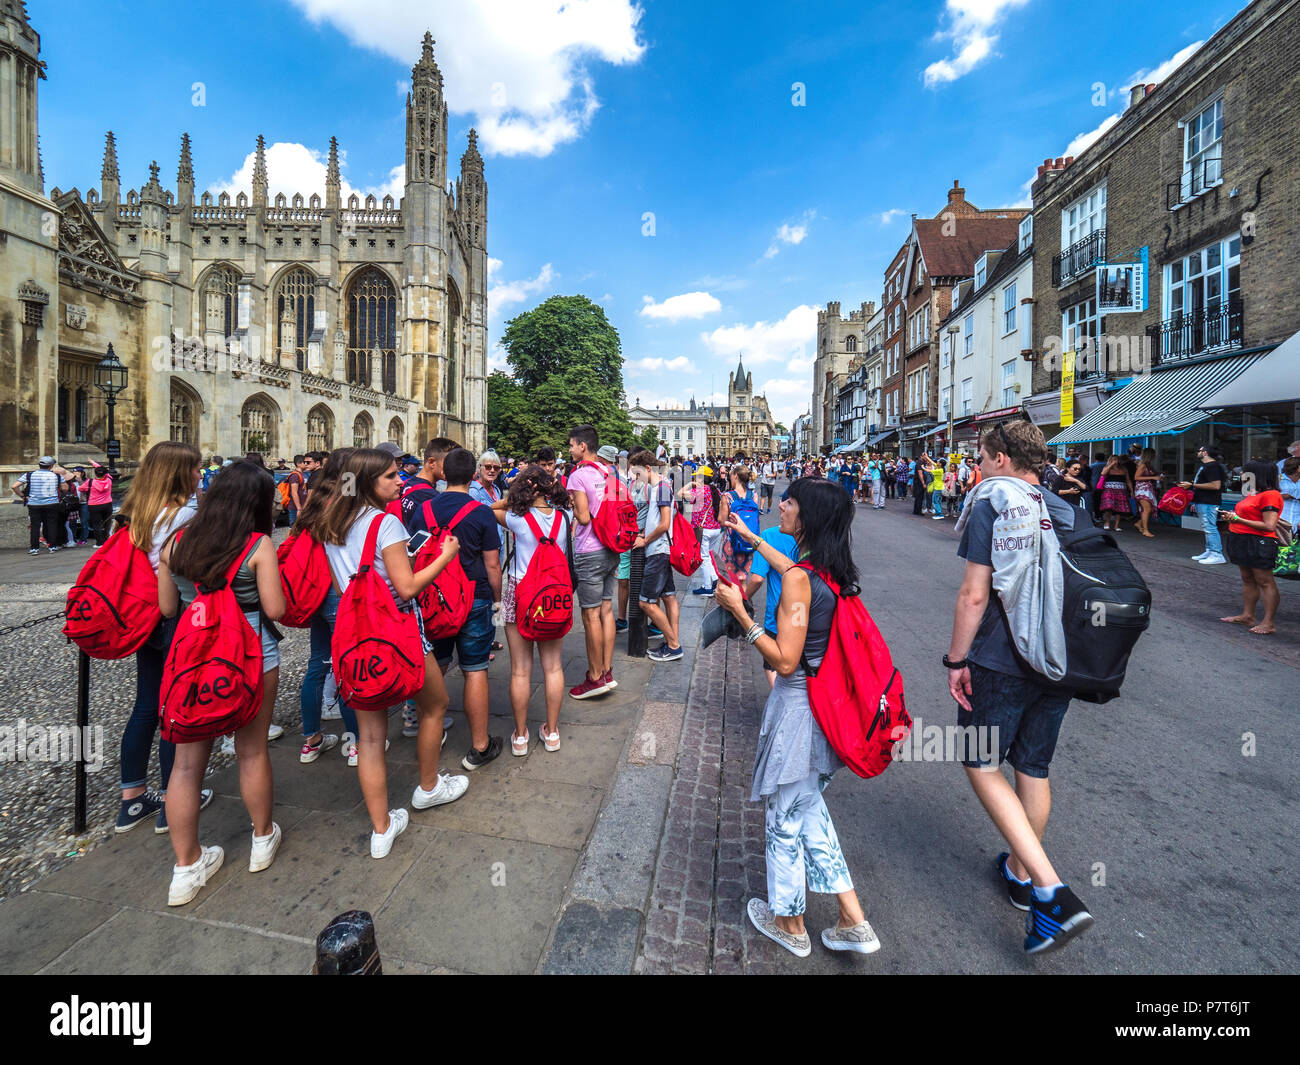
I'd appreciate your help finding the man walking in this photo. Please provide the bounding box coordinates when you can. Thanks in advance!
[568,424,619,698]
[759,455,778,513]
[870,453,885,509]
[15,456,66,555]
[946,420,1093,955]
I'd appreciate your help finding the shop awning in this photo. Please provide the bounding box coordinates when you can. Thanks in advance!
[899,422,937,439]
[1199,330,1300,408]
[1046,352,1270,446]
[833,435,866,454]
[867,429,898,447]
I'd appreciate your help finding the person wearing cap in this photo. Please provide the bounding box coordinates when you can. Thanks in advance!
[399,455,420,484]
[15,456,68,554]
[678,463,724,595]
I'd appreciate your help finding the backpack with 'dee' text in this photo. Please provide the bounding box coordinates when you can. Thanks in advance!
[332,515,426,713]
[277,528,331,628]
[514,511,574,642]
[159,534,264,743]
[63,526,162,659]
[579,460,639,552]
[796,563,910,779]
[413,499,479,639]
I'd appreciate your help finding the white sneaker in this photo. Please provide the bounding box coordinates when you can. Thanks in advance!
[168,844,224,906]
[1192,552,1209,561]
[248,822,282,873]
[300,733,339,764]
[340,731,356,760]
[267,723,284,741]
[511,729,530,756]
[370,808,409,859]
[321,702,343,721]
[1199,553,1228,565]
[412,772,469,809]
[219,735,235,757]
[821,919,881,954]
[344,736,387,768]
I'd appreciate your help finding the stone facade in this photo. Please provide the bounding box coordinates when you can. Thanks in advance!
[703,358,776,458]
[627,399,708,458]
[1,9,487,487]
[812,300,873,453]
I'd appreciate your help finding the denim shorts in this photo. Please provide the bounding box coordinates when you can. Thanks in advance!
[574,548,617,609]
[957,663,1071,778]
[639,553,676,602]
[432,596,495,672]
[617,550,631,580]
[242,610,281,673]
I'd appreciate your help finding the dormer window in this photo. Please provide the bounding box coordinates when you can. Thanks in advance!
[1019,215,1033,253]
[975,254,988,290]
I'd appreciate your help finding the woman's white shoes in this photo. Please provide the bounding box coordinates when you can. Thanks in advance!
[370,808,409,859]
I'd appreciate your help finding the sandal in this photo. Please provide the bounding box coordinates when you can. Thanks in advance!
[511,729,530,756]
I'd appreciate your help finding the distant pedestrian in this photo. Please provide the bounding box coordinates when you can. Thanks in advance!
[680,465,722,595]
[1179,445,1228,565]
[15,456,65,554]
[1219,460,1284,636]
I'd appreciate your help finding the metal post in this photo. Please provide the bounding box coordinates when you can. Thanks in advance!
[627,546,648,657]
[75,649,90,835]
[106,395,116,476]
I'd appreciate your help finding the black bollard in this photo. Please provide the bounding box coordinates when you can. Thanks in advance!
[313,910,383,974]
[627,546,648,658]
[75,650,89,835]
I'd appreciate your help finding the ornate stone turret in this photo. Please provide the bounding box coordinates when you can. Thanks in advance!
[405,31,447,187]
[458,128,486,249]
[138,160,168,275]
[251,133,268,208]
[100,130,120,201]
[176,132,193,205]
[325,135,341,211]
[0,0,44,193]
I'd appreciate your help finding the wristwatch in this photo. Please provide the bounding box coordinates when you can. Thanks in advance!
[943,654,969,670]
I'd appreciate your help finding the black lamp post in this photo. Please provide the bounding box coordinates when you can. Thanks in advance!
[94,343,129,474]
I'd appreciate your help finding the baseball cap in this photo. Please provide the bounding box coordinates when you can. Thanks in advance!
[597,445,618,463]
[376,442,403,459]
[37,456,55,467]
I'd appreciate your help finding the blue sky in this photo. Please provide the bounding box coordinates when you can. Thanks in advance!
[36,0,1246,427]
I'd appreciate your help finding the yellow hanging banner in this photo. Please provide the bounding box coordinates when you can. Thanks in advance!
[1060,349,1076,427]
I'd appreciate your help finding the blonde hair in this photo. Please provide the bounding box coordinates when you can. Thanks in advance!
[116,441,202,551]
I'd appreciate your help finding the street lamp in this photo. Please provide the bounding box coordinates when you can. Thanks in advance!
[94,343,129,475]
[946,322,961,461]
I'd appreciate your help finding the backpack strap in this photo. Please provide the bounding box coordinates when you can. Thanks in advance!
[448,500,480,531]
[358,514,385,575]
[422,499,439,537]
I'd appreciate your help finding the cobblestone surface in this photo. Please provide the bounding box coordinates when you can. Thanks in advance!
[636,626,785,973]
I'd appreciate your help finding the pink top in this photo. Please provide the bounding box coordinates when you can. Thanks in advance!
[685,483,720,529]
[79,474,113,506]
[567,461,609,555]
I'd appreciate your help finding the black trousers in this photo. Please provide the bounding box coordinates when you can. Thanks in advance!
[28,505,61,550]
[912,475,925,515]
[90,503,114,545]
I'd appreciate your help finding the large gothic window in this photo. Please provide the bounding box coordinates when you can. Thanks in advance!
[204,265,238,339]
[276,268,315,372]
[240,394,279,456]
[347,268,397,392]
[446,282,461,416]
[388,417,404,447]
[307,404,333,452]
[170,382,199,444]
[352,412,373,449]
[846,335,857,352]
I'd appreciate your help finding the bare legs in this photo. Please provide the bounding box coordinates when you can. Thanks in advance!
[964,765,1059,887]
[1222,567,1279,634]
[505,624,565,742]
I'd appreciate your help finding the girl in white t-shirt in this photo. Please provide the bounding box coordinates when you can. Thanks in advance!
[489,466,573,755]
[314,448,464,859]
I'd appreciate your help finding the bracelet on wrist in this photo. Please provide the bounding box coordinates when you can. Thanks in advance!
[943,654,969,670]
[744,623,764,644]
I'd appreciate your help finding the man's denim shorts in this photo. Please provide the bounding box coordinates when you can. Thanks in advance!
[957,663,1071,779]
[432,596,495,673]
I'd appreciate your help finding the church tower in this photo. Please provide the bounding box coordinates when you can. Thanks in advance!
[0,0,43,193]
[455,128,488,453]
[403,30,450,442]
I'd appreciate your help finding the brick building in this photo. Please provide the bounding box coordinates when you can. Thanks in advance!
[1030,0,1300,485]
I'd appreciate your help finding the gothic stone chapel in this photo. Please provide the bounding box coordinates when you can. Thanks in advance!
[1,5,487,488]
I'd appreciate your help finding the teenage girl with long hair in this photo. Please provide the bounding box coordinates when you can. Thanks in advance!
[291,448,361,765]
[715,476,878,959]
[313,448,465,858]
[157,460,286,904]
[489,465,573,755]
[111,441,208,835]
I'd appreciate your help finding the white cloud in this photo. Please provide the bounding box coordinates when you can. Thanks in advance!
[924,0,1031,88]
[763,211,814,259]
[488,262,556,314]
[289,0,646,157]
[639,291,722,321]
[700,305,818,366]
[215,141,404,202]
[755,377,811,429]
[878,208,906,225]
[1020,41,1204,196]
[600,292,613,303]
[629,355,692,373]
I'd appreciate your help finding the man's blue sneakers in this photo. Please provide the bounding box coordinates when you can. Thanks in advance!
[995,852,1032,911]
[1024,884,1094,954]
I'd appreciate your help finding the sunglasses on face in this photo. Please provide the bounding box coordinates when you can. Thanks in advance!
[482,464,501,472]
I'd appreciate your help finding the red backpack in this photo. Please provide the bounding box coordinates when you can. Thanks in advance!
[1157,485,1194,516]
[579,460,639,552]
[277,529,331,627]
[412,499,478,639]
[332,515,426,713]
[514,511,574,642]
[667,507,701,576]
[63,526,162,659]
[159,534,265,743]
[795,563,911,779]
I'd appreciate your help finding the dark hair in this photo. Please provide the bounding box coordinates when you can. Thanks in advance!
[313,449,397,545]
[533,445,556,464]
[568,424,598,452]
[1284,456,1300,479]
[244,452,266,469]
[293,447,356,534]
[628,448,657,468]
[786,477,858,589]
[293,454,306,465]
[443,447,476,486]
[506,465,572,515]
[423,436,458,462]
[1202,445,1223,461]
[171,461,273,588]
[1242,459,1279,493]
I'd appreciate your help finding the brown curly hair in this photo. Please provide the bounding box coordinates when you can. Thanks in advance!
[506,464,572,516]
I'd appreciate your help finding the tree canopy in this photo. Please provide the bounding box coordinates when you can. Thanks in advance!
[500,295,624,394]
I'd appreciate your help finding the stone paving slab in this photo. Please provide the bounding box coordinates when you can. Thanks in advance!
[0,889,117,974]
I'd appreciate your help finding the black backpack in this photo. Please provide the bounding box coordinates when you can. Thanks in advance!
[1004,526,1151,704]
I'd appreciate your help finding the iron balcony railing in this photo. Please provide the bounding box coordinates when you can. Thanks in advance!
[1145,298,1242,364]
[1052,228,1106,287]
[1167,153,1223,210]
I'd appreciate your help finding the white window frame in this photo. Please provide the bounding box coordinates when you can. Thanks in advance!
[1180,92,1224,202]
[1061,181,1106,248]
[1062,299,1100,375]
[974,254,988,290]
[1002,282,1017,335]
[961,377,973,416]
[1001,359,1018,407]
[963,314,974,357]
[1019,215,1033,253]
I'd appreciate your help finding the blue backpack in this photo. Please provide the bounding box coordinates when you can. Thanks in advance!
[728,489,760,554]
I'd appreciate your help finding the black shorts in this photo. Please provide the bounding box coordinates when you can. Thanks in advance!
[958,664,1071,779]
[1224,530,1280,571]
[639,553,677,601]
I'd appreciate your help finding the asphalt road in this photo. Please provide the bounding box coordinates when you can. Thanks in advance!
[766,491,1299,974]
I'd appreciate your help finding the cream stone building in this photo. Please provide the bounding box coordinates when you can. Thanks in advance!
[1,6,487,490]
[705,357,776,457]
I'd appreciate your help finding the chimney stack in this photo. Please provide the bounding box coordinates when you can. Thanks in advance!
[947,179,966,207]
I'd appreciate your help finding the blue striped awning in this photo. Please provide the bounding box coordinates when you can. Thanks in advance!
[1046,352,1269,446]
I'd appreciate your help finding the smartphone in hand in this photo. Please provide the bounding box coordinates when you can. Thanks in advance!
[407,529,432,557]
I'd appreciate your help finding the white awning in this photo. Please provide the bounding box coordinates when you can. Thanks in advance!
[1199,330,1300,408]
[1046,352,1269,446]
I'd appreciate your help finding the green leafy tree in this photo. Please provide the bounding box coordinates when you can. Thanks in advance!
[635,426,660,453]
[500,295,623,393]
[486,371,539,458]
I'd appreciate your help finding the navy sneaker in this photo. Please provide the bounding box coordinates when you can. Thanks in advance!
[647,623,663,637]
[155,787,215,834]
[647,644,684,662]
[995,852,1031,911]
[1024,884,1094,954]
[615,618,629,633]
[115,789,164,833]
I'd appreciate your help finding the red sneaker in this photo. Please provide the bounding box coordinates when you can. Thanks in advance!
[569,672,611,700]
[603,670,618,691]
